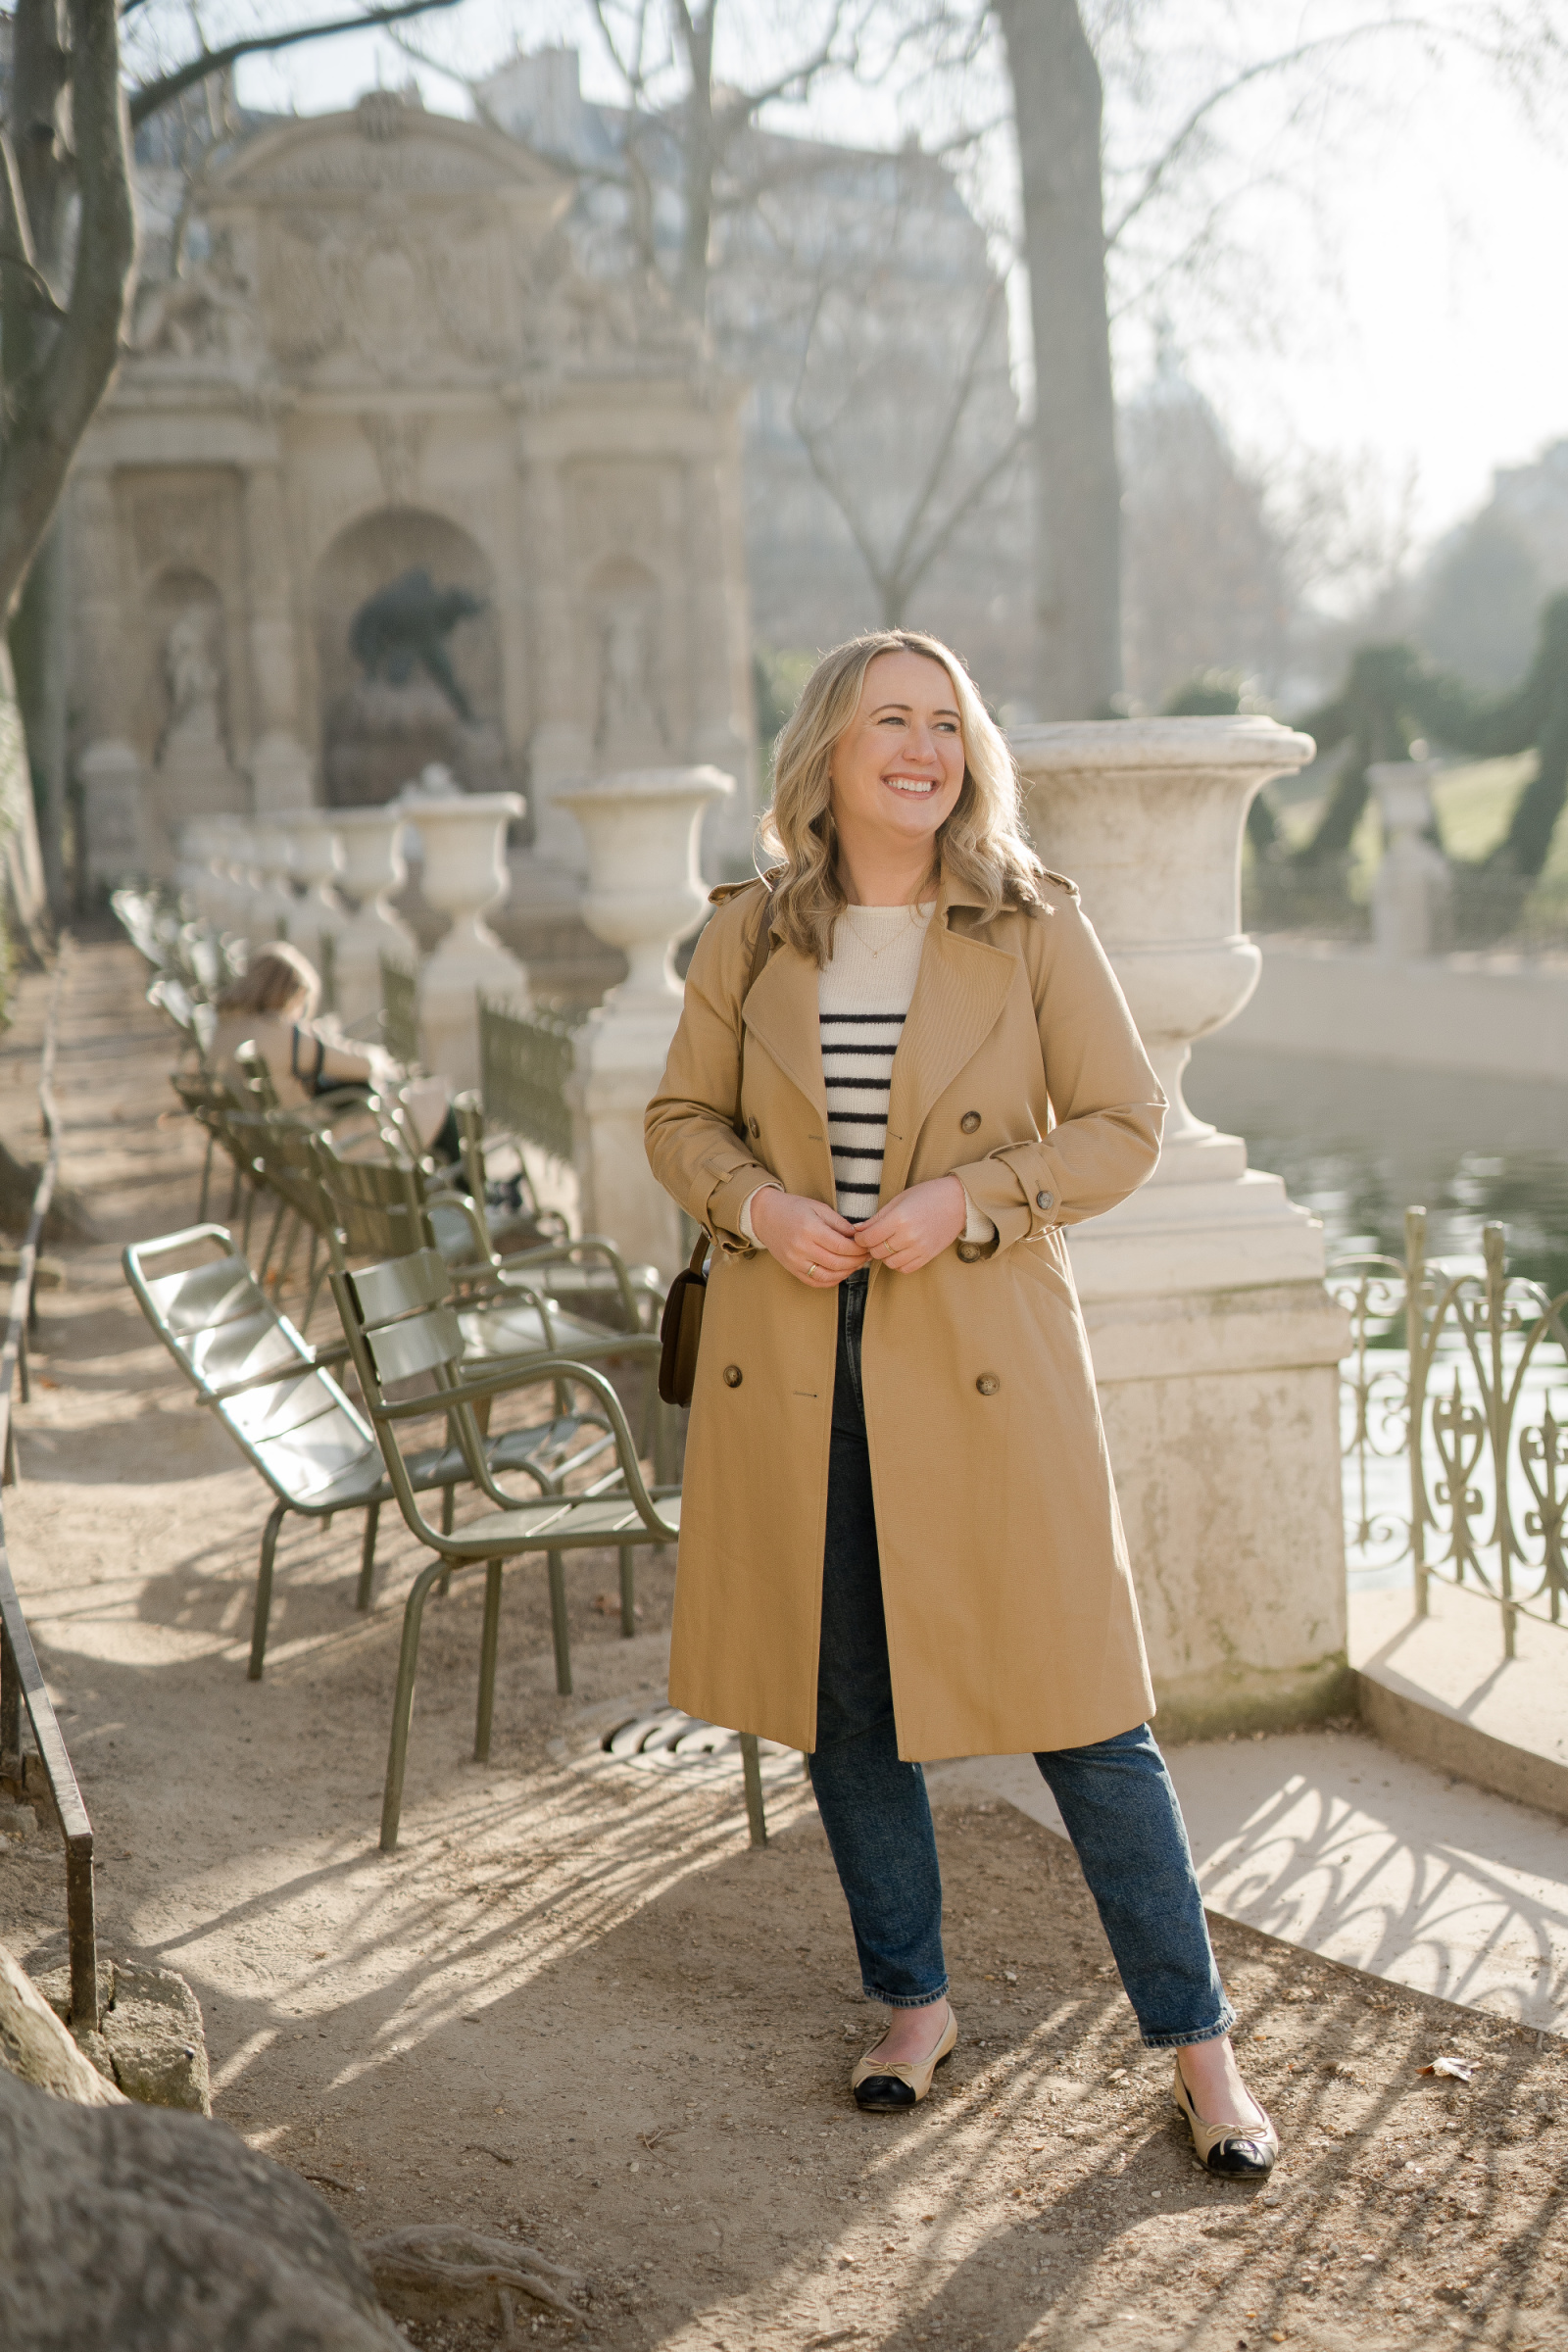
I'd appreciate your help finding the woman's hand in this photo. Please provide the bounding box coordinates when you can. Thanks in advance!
[750,1189,866,1287]
[857,1176,968,1274]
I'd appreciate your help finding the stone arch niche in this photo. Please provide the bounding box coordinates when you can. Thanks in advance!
[140,563,247,870]
[315,506,509,806]
[587,555,667,767]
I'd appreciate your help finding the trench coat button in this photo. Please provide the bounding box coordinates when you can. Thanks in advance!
[956,1240,983,1263]
[959,1109,981,1134]
[722,1364,744,1389]
[747,1117,760,1140]
[1035,1189,1054,1210]
[975,1372,1001,1396]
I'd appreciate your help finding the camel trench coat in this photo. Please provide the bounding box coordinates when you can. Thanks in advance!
[644,864,1166,1761]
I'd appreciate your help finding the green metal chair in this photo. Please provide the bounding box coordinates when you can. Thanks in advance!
[327,1245,691,1851]
[122,1226,614,1681]
[308,1129,662,1381]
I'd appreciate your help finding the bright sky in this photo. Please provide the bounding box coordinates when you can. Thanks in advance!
[229,2,1568,557]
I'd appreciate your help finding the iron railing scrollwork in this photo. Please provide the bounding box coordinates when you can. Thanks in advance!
[1330,1206,1568,1658]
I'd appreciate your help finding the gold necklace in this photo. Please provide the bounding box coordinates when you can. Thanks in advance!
[842,903,927,958]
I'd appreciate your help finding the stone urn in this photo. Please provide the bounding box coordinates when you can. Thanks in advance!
[1011,716,1316,1198]
[399,790,526,1090]
[1009,716,1351,1740]
[555,765,734,1276]
[330,808,419,1032]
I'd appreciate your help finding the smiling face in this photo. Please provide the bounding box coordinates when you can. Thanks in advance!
[826,649,967,884]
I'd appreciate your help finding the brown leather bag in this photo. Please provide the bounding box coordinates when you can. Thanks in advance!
[657,890,775,1407]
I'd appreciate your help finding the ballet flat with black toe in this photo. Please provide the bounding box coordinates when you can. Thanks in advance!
[1172,2057,1280,2178]
[851,2006,957,2112]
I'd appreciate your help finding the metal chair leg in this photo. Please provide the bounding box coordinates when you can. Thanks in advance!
[618,1546,636,1638]
[17,1329,28,1405]
[356,1502,380,1611]
[441,1485,456,1535]
[248,1498,291,1681]
[546,1549,572,1696]
[740,1732,767,1848]
[381,1555,454,1853]
[198,1131,215,1223]
[475,1558,503,1761]
[258,1195,288,1281]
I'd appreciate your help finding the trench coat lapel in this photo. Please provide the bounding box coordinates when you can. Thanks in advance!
[741,929,827,1120]
[882,873,1017,1203]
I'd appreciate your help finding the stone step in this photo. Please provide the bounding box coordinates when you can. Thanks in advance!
[1348,1580,1568,1822]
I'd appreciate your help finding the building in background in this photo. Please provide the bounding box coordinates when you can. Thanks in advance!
[479,48,1034,708]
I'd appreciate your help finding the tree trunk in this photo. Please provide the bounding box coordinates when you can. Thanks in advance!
[994,0,1122,717]
[8,518,70,914]
[0,0,137,628]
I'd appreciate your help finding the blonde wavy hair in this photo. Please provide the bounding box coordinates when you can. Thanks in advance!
[759,630,1043,965]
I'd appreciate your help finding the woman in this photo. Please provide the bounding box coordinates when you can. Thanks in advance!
[645,630,1277,2177]
[212,942,456,1156]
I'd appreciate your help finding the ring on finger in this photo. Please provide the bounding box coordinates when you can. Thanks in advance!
[806,1262,817,1279]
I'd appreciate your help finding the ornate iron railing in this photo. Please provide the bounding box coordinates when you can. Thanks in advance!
[476,993,588,1164]
[1330,1207,1568,1655]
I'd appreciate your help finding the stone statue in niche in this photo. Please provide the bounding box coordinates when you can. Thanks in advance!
[325,567,507,807]
[349,568,483,720]
[596,600,664,759]
[160,605,224,758]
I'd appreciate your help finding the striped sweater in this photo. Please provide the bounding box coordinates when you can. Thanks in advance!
[738,902,993,1244]
[818,902,933,1223]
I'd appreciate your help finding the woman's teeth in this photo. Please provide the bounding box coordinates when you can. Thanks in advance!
[884,776,936,795]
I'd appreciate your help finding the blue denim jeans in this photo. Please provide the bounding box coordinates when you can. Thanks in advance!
[808,1270,1235,2049]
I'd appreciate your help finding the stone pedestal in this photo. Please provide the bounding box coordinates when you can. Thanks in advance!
[1012,715,1351,1736]
[1370,760,1451,960]
[78,741,145,887]
[284,810,349,1003]
[248,823,299,943]
[332,809,418,1030]
[557,765,733,1278]
[400,792,526,1088]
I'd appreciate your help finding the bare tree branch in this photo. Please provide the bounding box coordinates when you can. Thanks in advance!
[128,0,464,128]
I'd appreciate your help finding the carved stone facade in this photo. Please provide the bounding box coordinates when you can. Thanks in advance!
[70,93,757,884]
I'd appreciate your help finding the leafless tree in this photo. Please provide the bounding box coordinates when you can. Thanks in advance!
[0,0,462,909]
[783,212,1024,628]
[894,0,1568,717]
[578,0,875,318]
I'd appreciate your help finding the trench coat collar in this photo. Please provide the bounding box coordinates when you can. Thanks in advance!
[742,906,827,1119]
[740,863,1016,1194]
[881,867,1016,1202]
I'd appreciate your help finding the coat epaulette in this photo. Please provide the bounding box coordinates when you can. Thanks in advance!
[708,868,784,906]
[1038,866,1080,897]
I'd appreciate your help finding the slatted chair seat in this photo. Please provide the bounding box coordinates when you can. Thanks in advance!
[123,1226,614,1682]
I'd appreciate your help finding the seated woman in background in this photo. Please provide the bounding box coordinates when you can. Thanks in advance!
[211,942,458,1159]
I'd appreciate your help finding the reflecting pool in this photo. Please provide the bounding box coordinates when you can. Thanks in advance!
[1187,1043,1568,1301]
